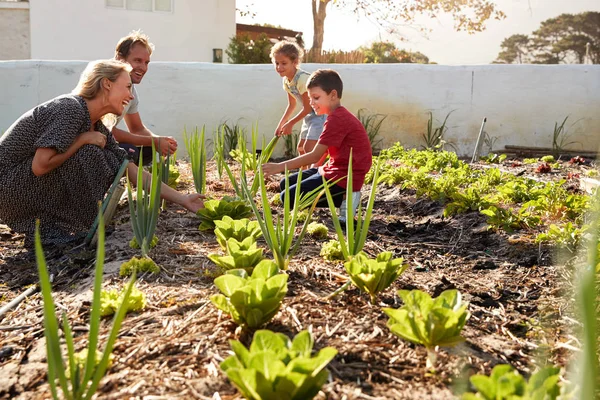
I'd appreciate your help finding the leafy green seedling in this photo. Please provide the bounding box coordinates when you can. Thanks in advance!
[210,260,287,328]
[197,197,253,231]
[221,329,337,399]
[320,240,344,262]
[214,216,262,250]
[183,126,207,194]
[384,289,470,370]
[208,238,264,273]
[345,252,408,304]
[462,364,561,400]
[119,256,160,277]
[99,285,147,317]
[307,222,328,240]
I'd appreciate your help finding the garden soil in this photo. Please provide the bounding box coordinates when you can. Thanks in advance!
[0,159,591,399]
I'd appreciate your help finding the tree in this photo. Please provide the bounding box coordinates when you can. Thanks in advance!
[226,33,272,64]
[495,12,600,64]
[495,34,529,64]
[311,0,505,55]
[361,41,430,63]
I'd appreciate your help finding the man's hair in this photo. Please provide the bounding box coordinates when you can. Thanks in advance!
[270,40,304,64]
[307,69,343,98]
[115,30,155,59]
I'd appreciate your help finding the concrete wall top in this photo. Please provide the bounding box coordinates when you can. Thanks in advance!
[28,0,235,62]
[1,61,599,158]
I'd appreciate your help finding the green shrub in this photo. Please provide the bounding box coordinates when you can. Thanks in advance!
[225,33,272,64]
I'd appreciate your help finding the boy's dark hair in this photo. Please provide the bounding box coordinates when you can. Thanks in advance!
[307,69,343,98]
[115,30,155,60]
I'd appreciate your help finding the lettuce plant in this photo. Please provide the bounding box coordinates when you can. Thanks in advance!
[183,125,207,194]
[535,222,584,251]
[99,285,147,317]
[208,238,264,273]
[345,252,408,304]
[221,329,337,399]
[462,364,561,400]
[197,197,253,231]
[214,216,262,250]
[127,143,162,258]
[383,289,470,369]
[119,256,159,277]
[320,240,344,262]
[306,222,328,239]
[210,260,287,328]
[35,209,136,400]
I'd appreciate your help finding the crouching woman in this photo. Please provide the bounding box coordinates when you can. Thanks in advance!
[0,59,203,246]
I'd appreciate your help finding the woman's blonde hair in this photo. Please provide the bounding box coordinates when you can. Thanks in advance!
[72,60,131,128]
[72,59,131,100]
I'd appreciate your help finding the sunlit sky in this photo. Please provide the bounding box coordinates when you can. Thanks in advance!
[236,0,600,64]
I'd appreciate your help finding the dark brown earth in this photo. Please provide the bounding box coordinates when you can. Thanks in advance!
[0,157,593,399]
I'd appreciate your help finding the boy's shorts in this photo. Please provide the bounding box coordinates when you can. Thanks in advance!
[300,113,327,141]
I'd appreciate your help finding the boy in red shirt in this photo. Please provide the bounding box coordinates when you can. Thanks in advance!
[262,69,372,209]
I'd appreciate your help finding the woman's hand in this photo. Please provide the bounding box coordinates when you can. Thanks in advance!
[181,193,205,213]
[280,122,294,136]
[154,136,178,156]
[79,130,107,148]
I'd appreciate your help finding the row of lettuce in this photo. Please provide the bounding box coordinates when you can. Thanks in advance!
[31,133,588,399]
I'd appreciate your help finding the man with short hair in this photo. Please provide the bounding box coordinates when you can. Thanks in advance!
[113,30,177,163]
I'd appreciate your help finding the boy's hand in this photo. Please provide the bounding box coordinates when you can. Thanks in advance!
[262,162,282,178]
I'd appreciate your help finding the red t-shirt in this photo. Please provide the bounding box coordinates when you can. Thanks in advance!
[317,106,373,191]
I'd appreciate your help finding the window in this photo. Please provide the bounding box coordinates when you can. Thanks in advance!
[106,0,172,12]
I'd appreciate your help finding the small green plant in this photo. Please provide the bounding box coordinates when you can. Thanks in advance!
[462,364,562,400]
[540,155,555,163]
[208,238,264,273]
[323,151,381,261]
[482,132,498,153]
[345,252,408,304]
[383,289,470,369]
[210,260,287,328]
[218,120,243,158]
[523,158,539,164]
[129,235,158,250]
[551,116,578,156]
[183,126,207,195]
[320,240,344,262]
[119,256,160,277]
[270,193,282,206]
[444,187,491,217]
[213,126,226,178]
[127,144,162,258]
[357,108,387,153]
[196,198,253,231]
[422,110,454,150]
[220,329,337,399]
[480,153,506,164]
[35,209,136,400]
[214,216,262,250]
[535,222,584,251]
[99,285,146,317]
[307,222,328,239]
[283,130,300,158]
[242,167,324,270]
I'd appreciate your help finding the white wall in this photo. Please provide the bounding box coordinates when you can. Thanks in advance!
[1,61,599,157]
[29,0,234,62]
[0,2,30,60]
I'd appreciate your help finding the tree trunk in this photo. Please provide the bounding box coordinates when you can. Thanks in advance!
[311,0,331,55]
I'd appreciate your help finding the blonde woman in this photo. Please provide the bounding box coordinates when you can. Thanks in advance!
[0,60,203,246]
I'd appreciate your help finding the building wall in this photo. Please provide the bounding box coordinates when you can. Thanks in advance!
[1,61,599,158]
[29,0,235,62]
[0,2,30,60]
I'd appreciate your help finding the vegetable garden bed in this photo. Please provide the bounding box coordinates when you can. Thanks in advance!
[0,147,597,399]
